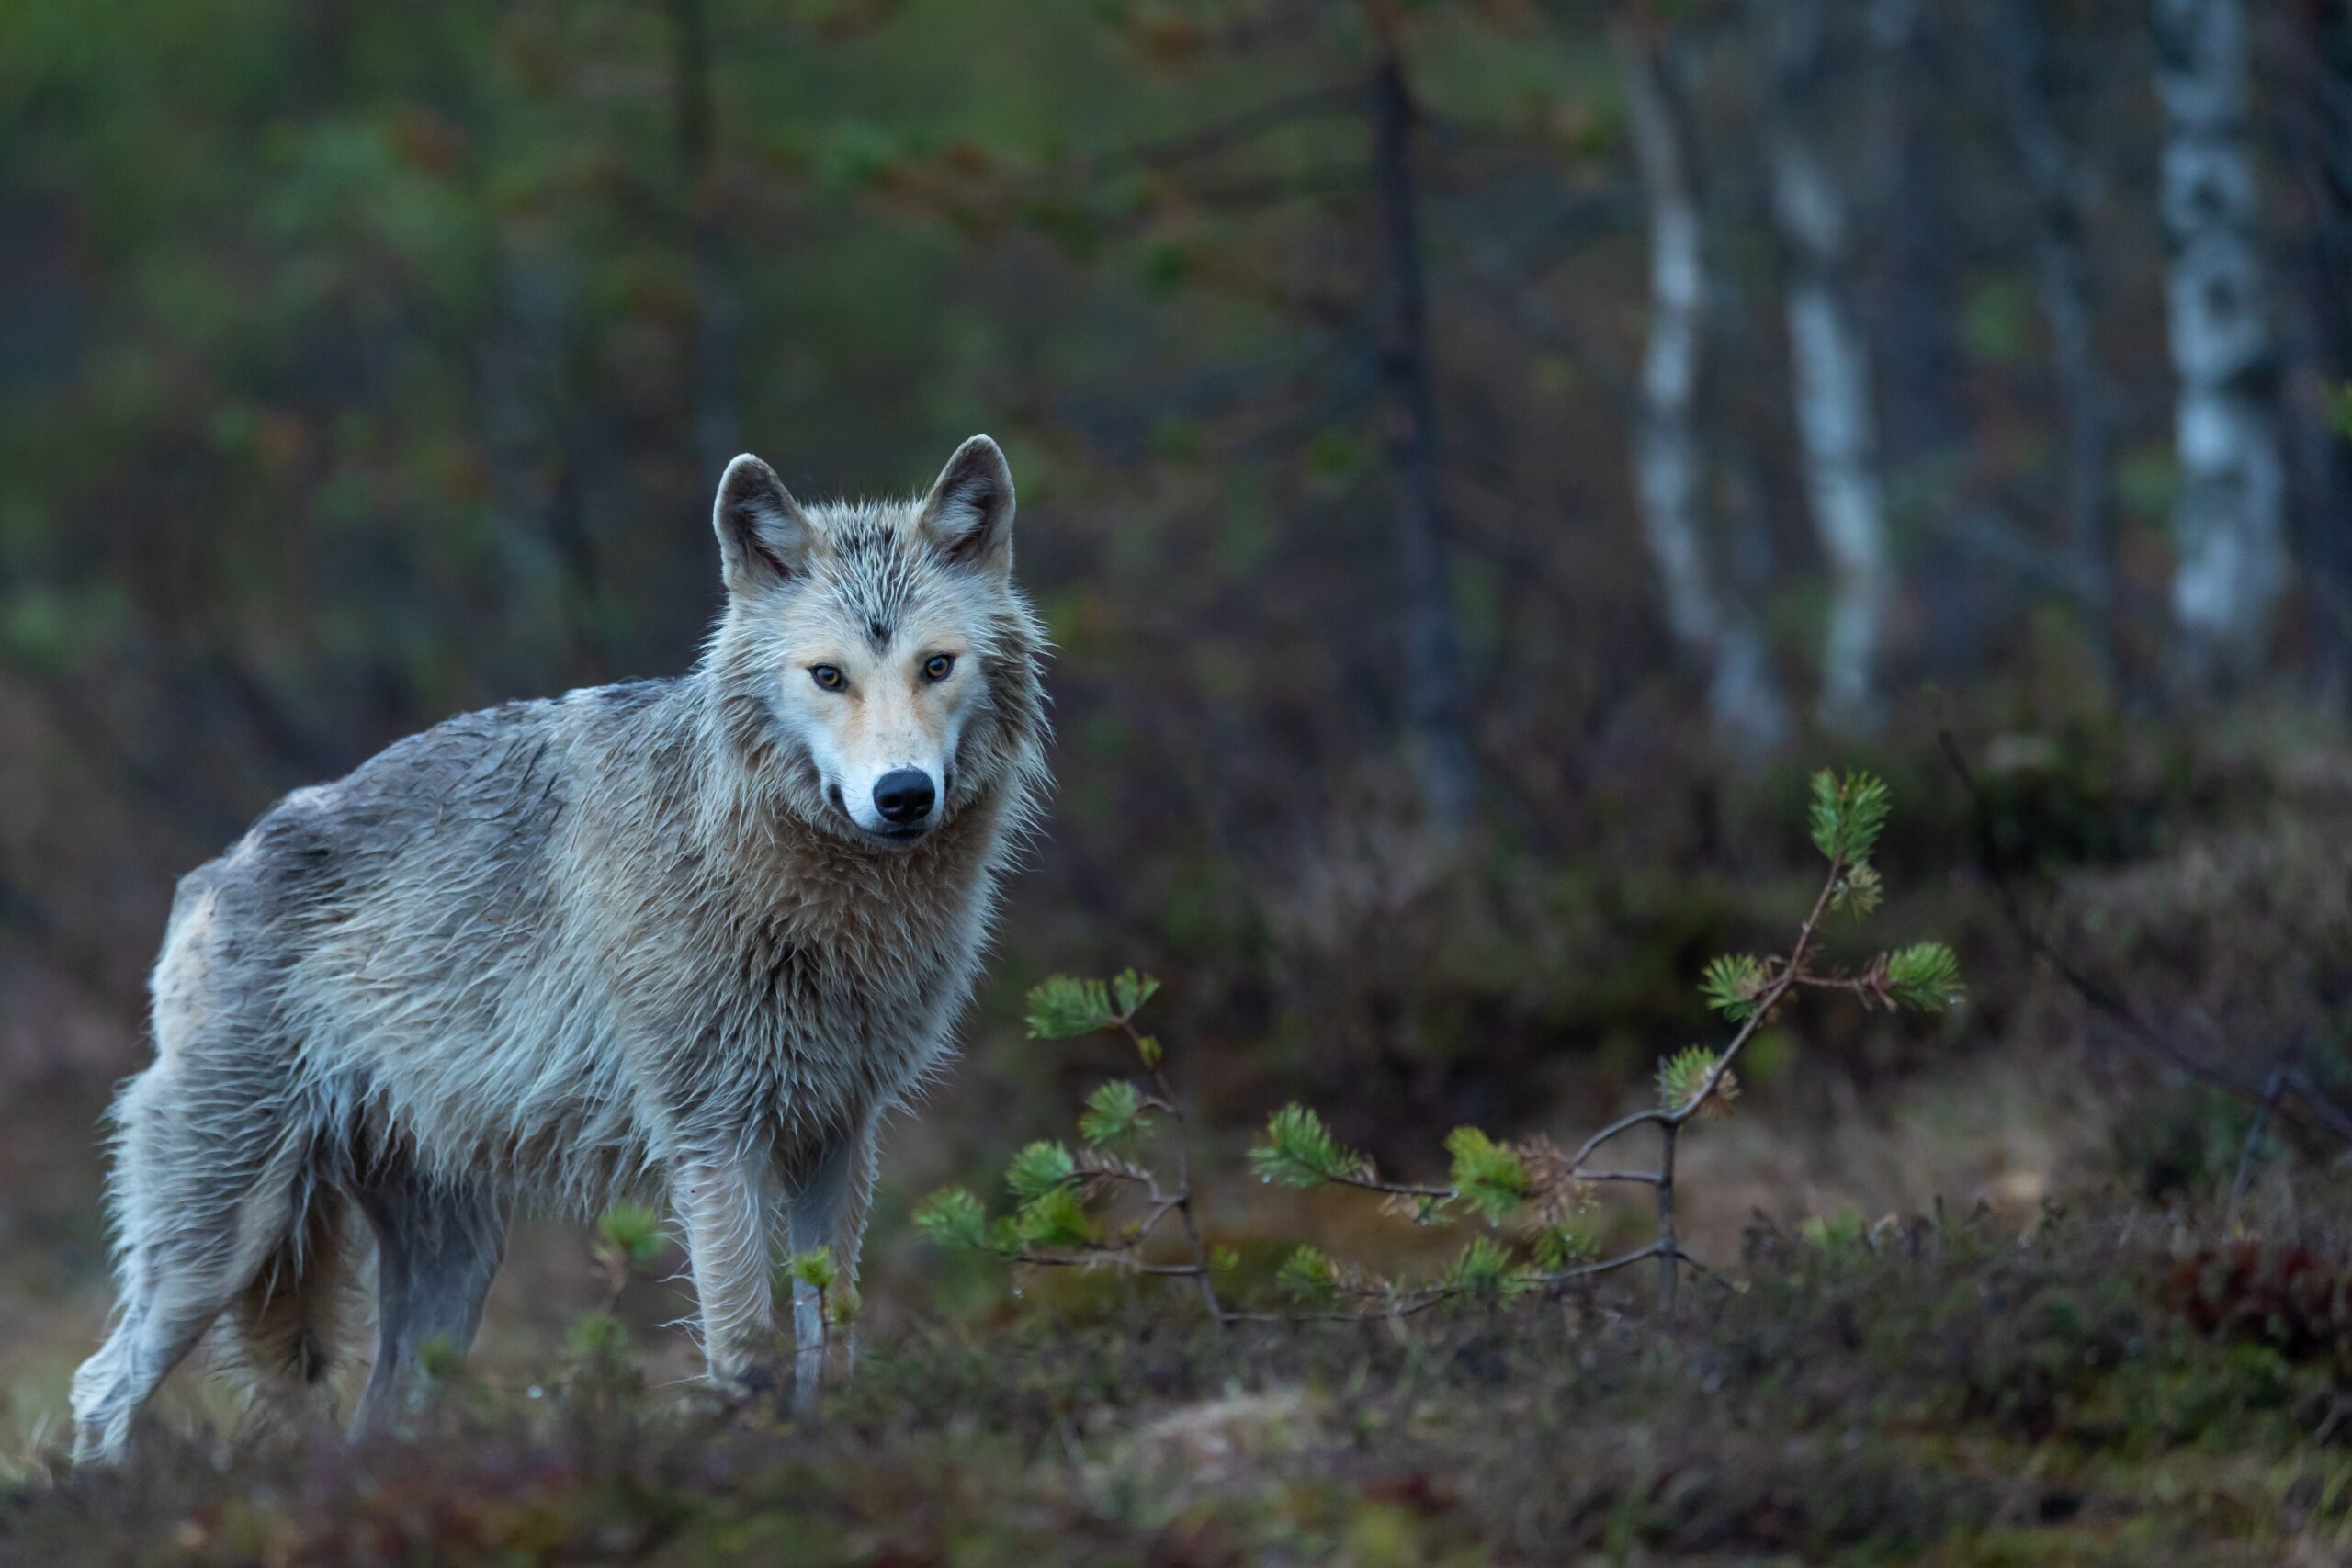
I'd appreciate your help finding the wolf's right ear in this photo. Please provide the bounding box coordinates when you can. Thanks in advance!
[713,455,813,596]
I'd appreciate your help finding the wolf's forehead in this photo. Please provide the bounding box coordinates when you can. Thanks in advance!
[813,505,928,640]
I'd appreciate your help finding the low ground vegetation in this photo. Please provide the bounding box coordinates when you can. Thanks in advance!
[8,1200,2351,1564]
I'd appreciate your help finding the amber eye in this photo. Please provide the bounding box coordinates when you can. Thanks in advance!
[922,653,955,682]
[809,664,846,692]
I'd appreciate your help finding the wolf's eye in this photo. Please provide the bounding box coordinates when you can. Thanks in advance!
[809,664,846,692]
[922,653,955,682]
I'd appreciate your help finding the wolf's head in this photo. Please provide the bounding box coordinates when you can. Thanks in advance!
[703,435,1048,852]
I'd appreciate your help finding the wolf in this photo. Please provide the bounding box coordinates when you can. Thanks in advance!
[69,436,1049,1463]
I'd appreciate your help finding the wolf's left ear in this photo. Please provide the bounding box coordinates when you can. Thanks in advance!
[918,434,1015,576]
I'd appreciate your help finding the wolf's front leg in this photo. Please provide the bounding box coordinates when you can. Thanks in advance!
[673,1155,775,1393]
[785,1116,878,1404]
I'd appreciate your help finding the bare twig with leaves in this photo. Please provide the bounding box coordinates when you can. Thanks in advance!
[916,970,1228,1323]
[918,771,1962,1322]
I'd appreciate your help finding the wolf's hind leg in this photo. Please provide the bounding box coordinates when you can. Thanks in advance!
[219,1185,364,1443]
[71,1065,305,1465]
[352,1174,509,1434]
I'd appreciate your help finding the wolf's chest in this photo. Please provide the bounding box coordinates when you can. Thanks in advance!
[668,876,984,1105]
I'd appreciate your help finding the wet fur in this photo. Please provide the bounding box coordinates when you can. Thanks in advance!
[71,439,1049,1462]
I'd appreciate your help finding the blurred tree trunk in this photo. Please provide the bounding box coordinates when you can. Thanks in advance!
[1870,0,1978,675]
[1616,24,1788,756]
[478,249,607,682]
[2289,0,2352,693]
[670,0,742,489]
[2149,0,2290,686]
[1993,0,2119,686]
[1763,0,1892,732]
[1370,39,1476,835]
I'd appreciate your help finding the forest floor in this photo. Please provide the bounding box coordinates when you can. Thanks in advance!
[3,1184,2346,1566]
[0,1059,2344,1568]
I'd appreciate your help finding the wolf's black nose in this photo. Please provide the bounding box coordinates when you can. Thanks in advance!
[873,770,936,825]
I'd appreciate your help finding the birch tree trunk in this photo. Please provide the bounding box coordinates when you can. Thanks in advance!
[1370,42,1476,835]
[1617,25,1788,755]
[1764,0,1893,731]
[1992,0,2119,683]
[2149,0,2290,683]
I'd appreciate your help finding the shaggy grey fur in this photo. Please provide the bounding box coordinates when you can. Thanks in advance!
[71,437,1049,1462]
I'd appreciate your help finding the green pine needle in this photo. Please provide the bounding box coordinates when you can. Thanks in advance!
[1443,1126,1532,1220]
[594,1203,669,1270]
[1111,969,1161,1019]
[1700,954,1770,1021]
[1831,859,1884,919]
[1809,770,1894,865]
[1276,1244,1337,1301]
[1250,1103,1365,1188]
[1078,1079,1149,1148]
[1657,1045,1722,1114]
[1439,1235,1534,1302]
[786,1247,836,1292]
[1026,971,1161,1041]
[1015,1184,1098,1249]
[1532,1225,1597,1270]
[1005,1140,1078,1202]
[1025,976,1118,1040]
[912,1187,991,1252]
[1885,942,1965,1012]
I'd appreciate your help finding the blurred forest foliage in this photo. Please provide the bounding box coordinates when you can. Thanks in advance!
[2,0,2350,1159]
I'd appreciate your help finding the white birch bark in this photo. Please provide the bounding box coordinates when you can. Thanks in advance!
[1619,28,1788,753]
[2150,0,2290,681]
[1766,0,1893,731]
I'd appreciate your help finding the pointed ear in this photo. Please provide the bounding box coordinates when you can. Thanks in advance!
[917,434,1016,575]
[713,454,813,595]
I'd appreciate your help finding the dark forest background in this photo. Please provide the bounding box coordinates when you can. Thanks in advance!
[3,0,2352,1493]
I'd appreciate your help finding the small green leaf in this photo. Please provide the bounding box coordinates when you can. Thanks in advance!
[1111,969,1161,1020]
[1015,1183,1098,1249]
[1438,1235,1534,1302]
[1884,942,1965,1012]
[786,1247,837,1292]
[1831,859,1884,919]
[1809,770,1893,864]
[913,1187,991,1252]
[1210,1244,1240,1273]
[594,1203,670,1269]
[1444,1126,1532,1221]
[1657,1045,1736,1116]
[1026,976,1118,1039]
[1701,954,1770,1022]
[1079,1079,1149,1148]
[1250,1103,1365,1188]
[1277,1244,1337,1301]
[1532,1225,1596,1270]
[1005,1140,1078,1202]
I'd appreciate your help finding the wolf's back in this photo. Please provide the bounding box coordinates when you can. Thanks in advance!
[145,686,686,1175]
